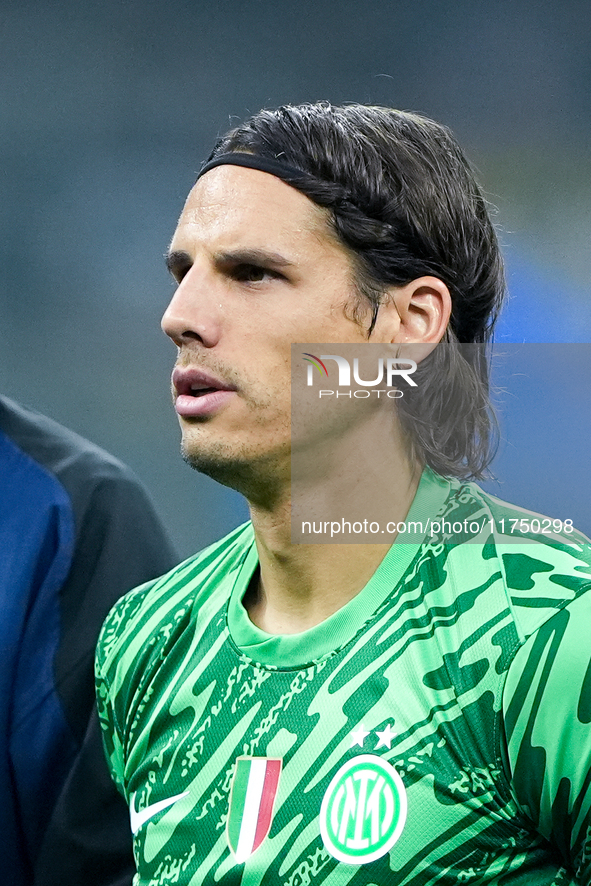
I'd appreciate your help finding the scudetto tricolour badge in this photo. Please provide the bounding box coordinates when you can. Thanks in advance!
[227,757,282,862]
[320,754,407,864]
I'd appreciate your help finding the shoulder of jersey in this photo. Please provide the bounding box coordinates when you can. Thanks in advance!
[466,481,591,547]
[97,521,254,667]
[464,481,591,640]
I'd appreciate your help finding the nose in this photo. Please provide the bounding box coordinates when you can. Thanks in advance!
[161,265,222,348]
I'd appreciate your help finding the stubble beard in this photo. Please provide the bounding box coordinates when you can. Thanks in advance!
[181,435,258,490]
[173,352,291,504]
[180,418,291,508]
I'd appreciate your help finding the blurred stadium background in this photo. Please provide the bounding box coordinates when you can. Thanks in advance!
[0,0,589,556]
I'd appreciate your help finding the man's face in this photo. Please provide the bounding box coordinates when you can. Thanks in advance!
[162,165,388,492]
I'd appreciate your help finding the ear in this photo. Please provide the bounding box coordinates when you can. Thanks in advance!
[374,276,452,345]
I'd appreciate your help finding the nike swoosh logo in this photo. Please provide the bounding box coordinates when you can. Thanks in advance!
[130,790,190,834]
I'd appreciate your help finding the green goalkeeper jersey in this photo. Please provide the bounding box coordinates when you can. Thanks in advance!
[96,470,591,885]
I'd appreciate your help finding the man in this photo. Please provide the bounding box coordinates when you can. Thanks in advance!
[1,396,177,885]
[96,103,591,884]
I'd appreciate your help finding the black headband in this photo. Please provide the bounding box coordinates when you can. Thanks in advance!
[197,152,316,187]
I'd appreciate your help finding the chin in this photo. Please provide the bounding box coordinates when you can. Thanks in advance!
[182,442,243,486]
[181,438,288,502]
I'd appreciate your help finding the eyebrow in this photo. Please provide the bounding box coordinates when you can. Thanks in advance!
[214,249,296,269]
[165,247,296,277]
[165,250,192,277]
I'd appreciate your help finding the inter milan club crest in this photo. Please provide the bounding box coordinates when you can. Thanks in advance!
[320,754,407,864]
[226,757,282,862]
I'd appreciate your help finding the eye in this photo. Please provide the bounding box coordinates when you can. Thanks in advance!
[170,270,187,288]
[231,263,283,284]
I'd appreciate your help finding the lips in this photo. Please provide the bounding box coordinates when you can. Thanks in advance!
[172,367,237,418]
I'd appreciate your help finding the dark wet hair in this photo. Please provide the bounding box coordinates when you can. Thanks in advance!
[207,103,505,478]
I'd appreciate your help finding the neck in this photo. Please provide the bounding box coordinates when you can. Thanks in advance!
[244,411,422,634]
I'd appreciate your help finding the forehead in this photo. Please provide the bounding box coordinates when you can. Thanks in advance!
[171,165,339,255]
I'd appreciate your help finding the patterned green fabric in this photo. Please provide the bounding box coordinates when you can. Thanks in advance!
[96,470,591,884]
